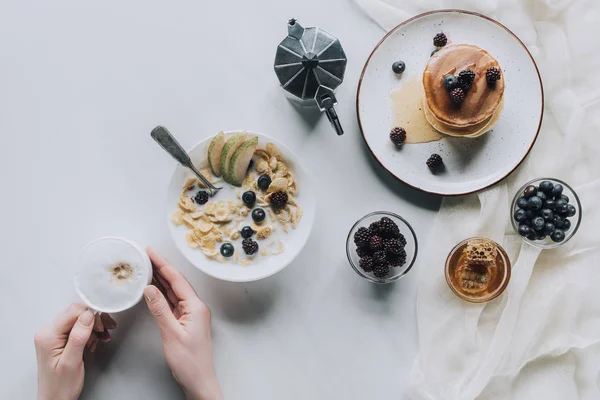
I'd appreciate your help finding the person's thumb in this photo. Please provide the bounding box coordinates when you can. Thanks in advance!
[144,285,178,338]
[62,310,95,365]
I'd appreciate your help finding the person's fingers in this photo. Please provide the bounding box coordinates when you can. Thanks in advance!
[100,313,118,330]
[50,303,87,336]
[62,310,95,364]
[144,285,179,337]
[96,329,112,343]
[154,270,178,307]
[93,314,104,333]
[86,334,98,352]
[146,248,197,300]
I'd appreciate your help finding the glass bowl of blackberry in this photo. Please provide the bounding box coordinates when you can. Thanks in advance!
[511,178,582,249]
[346,211,418,284]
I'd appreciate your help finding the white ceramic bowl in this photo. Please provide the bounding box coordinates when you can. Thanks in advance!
[357,10,544,196]
[166,131,316,282]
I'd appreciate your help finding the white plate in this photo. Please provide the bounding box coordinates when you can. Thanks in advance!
[166,131,316,282]
[357,10,543,196]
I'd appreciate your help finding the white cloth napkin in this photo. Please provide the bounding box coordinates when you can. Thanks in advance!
[355,0,600,398]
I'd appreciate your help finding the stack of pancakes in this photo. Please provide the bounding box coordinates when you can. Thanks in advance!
[422,44,504,138]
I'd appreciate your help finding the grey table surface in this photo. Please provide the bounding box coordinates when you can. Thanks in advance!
[1,0,441,398]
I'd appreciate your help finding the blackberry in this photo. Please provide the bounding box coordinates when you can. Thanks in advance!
[389,248,407,267]
[373,250,387,265]
[486,67,501,85]
[397,233,407,248]
[194,191,209,205]
[426,154,444,171]
[270,191,288,208]
[379,217,400,238]
[354,227,371,248]
[450,87,465,104]
[220,243,234,258]
[458,69,475,90]
[356,246,372,258]
[242,238,259,255]
[390,127,407,146]
[257,175,271,191]
[383,238,402,255]
[370,236,383,251]
[242,191,256,207]
[433,32,447,47]
[369,221,382,235]
[241,226,255,239]
[373,263,390,278]
[359,256,375,272]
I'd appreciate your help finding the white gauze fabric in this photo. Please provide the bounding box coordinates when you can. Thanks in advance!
[354,0,600,399]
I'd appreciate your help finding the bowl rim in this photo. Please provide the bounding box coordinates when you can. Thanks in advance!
[510,177,582,249]
[346,211,419,284]
[444,237,512,303]
[166,130,316,282]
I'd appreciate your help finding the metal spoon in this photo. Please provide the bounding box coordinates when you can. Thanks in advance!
[151,126,222,197]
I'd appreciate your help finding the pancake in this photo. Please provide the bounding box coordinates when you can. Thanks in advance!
[423,44,504,132]
[423,97,504,138]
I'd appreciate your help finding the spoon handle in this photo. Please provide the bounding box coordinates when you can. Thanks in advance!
[150,126,220,194]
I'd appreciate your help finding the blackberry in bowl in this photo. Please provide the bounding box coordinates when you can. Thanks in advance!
[511,178,582,249]
[346,211,418,284]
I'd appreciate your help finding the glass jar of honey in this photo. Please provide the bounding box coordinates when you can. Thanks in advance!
[445,237,511,303]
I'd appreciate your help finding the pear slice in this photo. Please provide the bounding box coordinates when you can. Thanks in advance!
[219,132,248,179]
[207,131,225,176]
[227,137,258,186]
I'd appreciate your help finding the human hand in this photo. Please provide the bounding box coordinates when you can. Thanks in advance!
[34,304,117,400]
[144,248,223,400]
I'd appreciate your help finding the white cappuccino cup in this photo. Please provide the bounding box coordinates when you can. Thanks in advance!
[74,237,152,313]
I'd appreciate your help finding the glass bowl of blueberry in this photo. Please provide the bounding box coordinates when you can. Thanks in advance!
[346,211,418,284]
[511,178,582,249]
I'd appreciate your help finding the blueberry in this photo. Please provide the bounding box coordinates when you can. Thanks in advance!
[560,194,570,203]
[518,224,532,237]
[532,216,545,231]
[525,210,535,220]
[545,199,556,210]
[550,229,565,243]
[524,185,538,198]
[552,215,565,229]
[566,204,576,217]
[541,209,554,221]
[220,243,235,258]
[443,74,459,90]
[527,196,543,211]
[392,61,406,74]
[536,191,547,202]
[257,175,271,191]
[536,233,547,241]
[555,199,568,214]
[241,226,255,239]
[252,208,266,223]
[514,208,527,223]
[517,196,528,209]
[539,181,554,194]
[543,222,555,235]
[562,219,571,231]
[552,184,563,198]
[527,232,538,241]
[242,191,256,207]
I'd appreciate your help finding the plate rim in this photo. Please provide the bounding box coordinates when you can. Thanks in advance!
[356,9,544,196]
[165,130,316,283]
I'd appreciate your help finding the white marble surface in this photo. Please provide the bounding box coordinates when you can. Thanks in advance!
[0,0,441,398]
